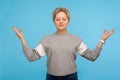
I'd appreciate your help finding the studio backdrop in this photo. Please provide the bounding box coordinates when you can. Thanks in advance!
[0,0,120,80]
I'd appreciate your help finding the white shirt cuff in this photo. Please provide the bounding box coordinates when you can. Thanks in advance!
[78,41,88,55]
[35,43,46,56]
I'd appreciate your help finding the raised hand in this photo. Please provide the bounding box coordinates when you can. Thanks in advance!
[12,26,26,45]
[12,26,24,40]
[101,29,114,41]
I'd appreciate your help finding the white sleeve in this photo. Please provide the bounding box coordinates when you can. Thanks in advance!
[78,41,88,55]
[35,43,46,56]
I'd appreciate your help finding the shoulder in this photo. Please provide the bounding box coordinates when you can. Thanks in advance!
[69,33,82,41]
[39,34,53,45]
[41,34,54,41]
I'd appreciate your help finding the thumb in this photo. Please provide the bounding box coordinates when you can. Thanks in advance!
[19,28,22,33]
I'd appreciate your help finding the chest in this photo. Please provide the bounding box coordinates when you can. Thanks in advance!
[45,36,79,56]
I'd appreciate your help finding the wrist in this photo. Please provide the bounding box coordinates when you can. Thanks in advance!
[20,38,26,45]
[100,39,105,44]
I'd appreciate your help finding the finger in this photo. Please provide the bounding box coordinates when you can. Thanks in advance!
[13,27,21,35]
[103,29,107,33]
[109,29,115,35]
[111,29,115,33]
[19,28,23,35]
[19,28,22,32]
[107,29,114,37]
[103,29,109,34]
[12,26,18,33]
[12,26,16,32]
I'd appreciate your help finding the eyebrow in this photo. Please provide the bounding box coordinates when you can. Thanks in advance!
[55,17,67,19]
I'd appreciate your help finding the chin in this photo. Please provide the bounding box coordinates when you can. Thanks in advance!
[57,26,66,29]
[57,27,66,30]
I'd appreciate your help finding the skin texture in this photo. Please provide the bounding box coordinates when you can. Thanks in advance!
[12,9,114,50]
[54,11,69,34]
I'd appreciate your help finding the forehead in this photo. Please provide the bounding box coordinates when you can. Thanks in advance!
[55,11,67,17]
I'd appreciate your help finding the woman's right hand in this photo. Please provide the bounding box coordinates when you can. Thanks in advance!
[12,26,24,40]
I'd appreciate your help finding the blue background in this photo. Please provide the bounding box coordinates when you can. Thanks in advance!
[0,0,120,80]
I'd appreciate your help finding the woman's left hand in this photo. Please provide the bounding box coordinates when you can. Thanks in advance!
[101,29,114,41]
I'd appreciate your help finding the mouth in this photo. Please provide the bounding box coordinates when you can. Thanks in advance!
[59,25,64,27]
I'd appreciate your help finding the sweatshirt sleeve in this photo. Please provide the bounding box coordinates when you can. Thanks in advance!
[78,41,102,61]
[22,44,41,62]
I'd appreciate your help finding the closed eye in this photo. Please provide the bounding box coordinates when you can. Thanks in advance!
[63,19,66,21]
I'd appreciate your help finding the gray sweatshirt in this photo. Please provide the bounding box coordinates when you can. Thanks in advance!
[22,32,102,76]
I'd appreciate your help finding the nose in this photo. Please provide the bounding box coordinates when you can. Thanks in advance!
[59,20,63,24]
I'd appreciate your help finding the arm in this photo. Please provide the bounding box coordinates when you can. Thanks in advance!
[12,26,41,62]
[79,29,114,61]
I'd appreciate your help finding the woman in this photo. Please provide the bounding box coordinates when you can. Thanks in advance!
[12,7,114,80]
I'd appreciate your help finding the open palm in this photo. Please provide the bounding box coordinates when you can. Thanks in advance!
[12,26,24,40]
[101,29,114,41]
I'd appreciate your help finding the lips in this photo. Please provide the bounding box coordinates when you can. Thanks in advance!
[59,25,64,27]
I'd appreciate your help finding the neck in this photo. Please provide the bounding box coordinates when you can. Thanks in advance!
[56,29,67,34]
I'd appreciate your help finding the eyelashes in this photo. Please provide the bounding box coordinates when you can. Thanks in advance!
[55,18,67,21]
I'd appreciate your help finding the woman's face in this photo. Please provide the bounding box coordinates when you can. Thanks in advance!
[54,11,69,31]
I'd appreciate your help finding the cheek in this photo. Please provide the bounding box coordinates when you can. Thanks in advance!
[65,21,69,25]
[56,21,59,24]
[54,21,59,26]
